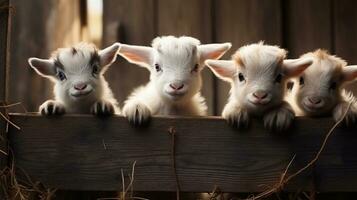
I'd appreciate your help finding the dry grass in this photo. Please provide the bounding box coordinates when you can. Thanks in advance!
[0,152,57,200]
[244,102,353,200]
[1,102,56,200]
[98,161,149,200]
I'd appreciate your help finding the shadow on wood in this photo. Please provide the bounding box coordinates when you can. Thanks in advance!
[7,114,357,193]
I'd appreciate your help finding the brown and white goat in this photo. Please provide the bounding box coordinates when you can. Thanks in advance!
[206,42,312,131]
[288,49,357,125]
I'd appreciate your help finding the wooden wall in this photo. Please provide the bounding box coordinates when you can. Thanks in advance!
[3,1,357,199]
[8,0,82,112]
[102,0,357,115]
[6,0,357,114]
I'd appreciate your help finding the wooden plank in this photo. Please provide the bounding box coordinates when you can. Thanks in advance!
[8,114,357,192]
[0,0,9,173]
[102,0,154,105]
[0,1,10,199]
[157,0,215,115]
[284,0,332,57]
[214,0,283,114]
[333,0,357,95]
[8,0,81,112]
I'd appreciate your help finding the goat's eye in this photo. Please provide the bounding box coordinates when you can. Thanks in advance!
[275,74,282,83]
[191,64,199,73]
[57,71,66,81]
[299,76,304,85]
[155,63,162,72]
[92,64,99,75]
[238,73,245,82]
[330,81,337,90]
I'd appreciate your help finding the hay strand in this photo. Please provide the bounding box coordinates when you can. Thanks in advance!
[246,102,352,200]
[168,126,180,200]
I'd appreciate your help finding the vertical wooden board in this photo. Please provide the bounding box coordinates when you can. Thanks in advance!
[156,0,215,115]
[333,0,357,95]
[284,0,332,58]
[214,0,283,113]
[102,0,155,106]
[8,0,81,112]
[0,0,9,175]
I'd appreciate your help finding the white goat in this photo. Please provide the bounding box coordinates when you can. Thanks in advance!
[118,36,231,125]
[288,49,357,125]
[205,42,313,131]
[28,42,120,115]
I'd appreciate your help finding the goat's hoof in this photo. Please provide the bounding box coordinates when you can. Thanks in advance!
[223,110,249,129]
[263,107,294,132]
[91,100,115,116]
[123,103,151,126]
[39,100,65,116]
[333,103,357,126]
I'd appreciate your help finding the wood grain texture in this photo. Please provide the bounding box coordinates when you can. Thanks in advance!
[8,114,357,192]
[157,0,215,115]
[214,0,283,114]
[8,0,81,112]
[0,2,9,199]
[102,0,154,106]
[284,0,333,57]
[0,0,9,174]
[333,0,357,95]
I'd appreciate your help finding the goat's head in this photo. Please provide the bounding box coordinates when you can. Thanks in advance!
[118,36,231,102]
[206,42,312,114]
[28,42,120,104]
[292,49,357,116]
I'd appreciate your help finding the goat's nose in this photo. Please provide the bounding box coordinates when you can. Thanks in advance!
[308,96,322,104]
[169,83,184,91]
[253,90,268,100]
[74,83,87,91]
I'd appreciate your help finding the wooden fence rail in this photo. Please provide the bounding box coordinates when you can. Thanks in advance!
[8,114,357,193]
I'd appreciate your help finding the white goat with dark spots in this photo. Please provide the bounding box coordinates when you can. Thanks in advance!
[288,49,357,125]
[118,36,231,126]
[28,42,120,115]
[206,42,313,131]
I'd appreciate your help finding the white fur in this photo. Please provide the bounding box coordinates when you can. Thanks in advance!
[206,42,312,131]
[28,42,120,115]
[287,49,357,125]
[118,36,231,125]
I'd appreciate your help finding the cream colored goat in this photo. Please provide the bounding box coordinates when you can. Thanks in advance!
[206,42,313,131]
[287,49,357,124]
[28,42,120,115]
[118,36,231,125]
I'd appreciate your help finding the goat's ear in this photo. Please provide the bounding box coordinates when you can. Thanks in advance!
[28,57,56,77]
[198,43,232,63]
[118,43,154,69]
[282,58,313,77]
[99,43,120,66]
[342,65,357,82]
[205,59,236,82]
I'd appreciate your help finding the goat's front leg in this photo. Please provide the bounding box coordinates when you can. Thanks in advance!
[333,100,357,126]
[263,101,295,131]
[222,101,250,128]
[122,99,152,126]
[91,100,115,116]
[39,100,66,116]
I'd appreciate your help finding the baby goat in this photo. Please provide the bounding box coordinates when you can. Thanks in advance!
[118,36,231,125]
[28,42,120,115]
[206,42,312,131]
[288,49,357,125]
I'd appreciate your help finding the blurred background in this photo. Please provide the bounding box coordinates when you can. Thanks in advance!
[8,0,357,115]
